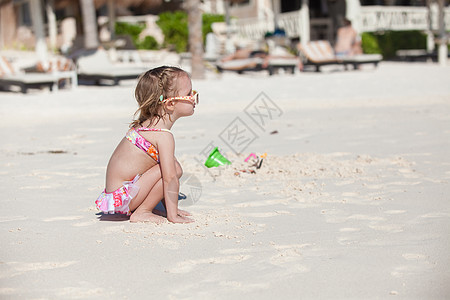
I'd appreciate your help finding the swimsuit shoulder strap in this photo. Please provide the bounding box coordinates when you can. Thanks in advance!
[136,127,172,134]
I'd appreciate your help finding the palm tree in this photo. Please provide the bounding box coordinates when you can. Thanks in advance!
[80,0,99,49]
[186,0,205,79]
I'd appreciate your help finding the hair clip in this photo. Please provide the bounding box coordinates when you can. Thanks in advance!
[159,95,164,102]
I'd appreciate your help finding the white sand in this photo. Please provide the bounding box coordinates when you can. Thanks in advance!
[1,61,449,299]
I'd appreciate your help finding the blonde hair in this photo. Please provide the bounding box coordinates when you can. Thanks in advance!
[131,66,188,128]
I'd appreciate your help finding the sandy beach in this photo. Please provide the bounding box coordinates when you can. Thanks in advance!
[1,61,449,299]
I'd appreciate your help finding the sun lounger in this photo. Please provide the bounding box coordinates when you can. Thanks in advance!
[395,49,438,61]
[0,74,56,93]
[76,49,146,85]
[216,56,299,75]
[298,40,382,72]
[35,56,78,89]
[216,57,265,74]
[340,53,383,69]
[266,57,300,75]
[0,56,61,93]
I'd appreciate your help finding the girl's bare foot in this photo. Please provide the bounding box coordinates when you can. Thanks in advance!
[151,209,191,217]
[178,209,191,217]
[130,211,165,224]
[168,215,194,224]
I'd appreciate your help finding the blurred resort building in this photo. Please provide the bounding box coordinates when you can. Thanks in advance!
[226,1,449,45]
[0,0,449,58]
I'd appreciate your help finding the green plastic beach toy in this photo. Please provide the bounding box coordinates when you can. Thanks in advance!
[204,147,231,168]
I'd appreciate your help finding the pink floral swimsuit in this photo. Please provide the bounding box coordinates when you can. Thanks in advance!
[125,127,172,163]
[95,127,172,215]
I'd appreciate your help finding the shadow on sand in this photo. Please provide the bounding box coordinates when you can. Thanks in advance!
[96,213,130,222]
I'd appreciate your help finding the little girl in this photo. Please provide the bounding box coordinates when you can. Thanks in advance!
[95,66,197,223]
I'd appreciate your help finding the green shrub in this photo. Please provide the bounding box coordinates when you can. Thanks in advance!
[157,11,189,53]
[202,13,225,41]
[361,32,381,54]
[115,22,145,46]
[115,22,160,50]
[138,36,159,50]
[116,12,225,53]
[362,30,427,59]
[156,11,225,53]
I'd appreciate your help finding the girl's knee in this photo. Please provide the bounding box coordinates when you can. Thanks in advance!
[176,161,183,178]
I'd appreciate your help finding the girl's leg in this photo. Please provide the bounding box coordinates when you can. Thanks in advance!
[130,179,165,223]
[129,165,164,223]
[128,160,184,223]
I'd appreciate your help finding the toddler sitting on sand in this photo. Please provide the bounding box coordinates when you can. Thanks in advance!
[95,66,197,223]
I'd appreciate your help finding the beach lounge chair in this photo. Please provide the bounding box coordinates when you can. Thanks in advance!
[216,50,299,75]
[0,55,77,93]
[35,56,78,88]
[298,40,382,72]
[0,56,57,93]
[76,49,147,85]
[265,45,300,75]
[395,49,439,61]
[216,57,265,74]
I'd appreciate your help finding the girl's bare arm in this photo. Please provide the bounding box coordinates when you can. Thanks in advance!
[158,134,193,223]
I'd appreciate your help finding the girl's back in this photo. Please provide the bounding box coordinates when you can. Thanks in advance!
[105,129,170,193]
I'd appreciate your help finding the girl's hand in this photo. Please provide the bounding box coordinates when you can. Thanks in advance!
[178,209,191,217]
[152,209,192,221]
[169,215,194,223]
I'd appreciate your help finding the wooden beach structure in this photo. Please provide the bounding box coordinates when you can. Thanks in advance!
[0,0,449,65]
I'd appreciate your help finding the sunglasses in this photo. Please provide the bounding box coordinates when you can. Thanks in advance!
[161,90,199,105]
